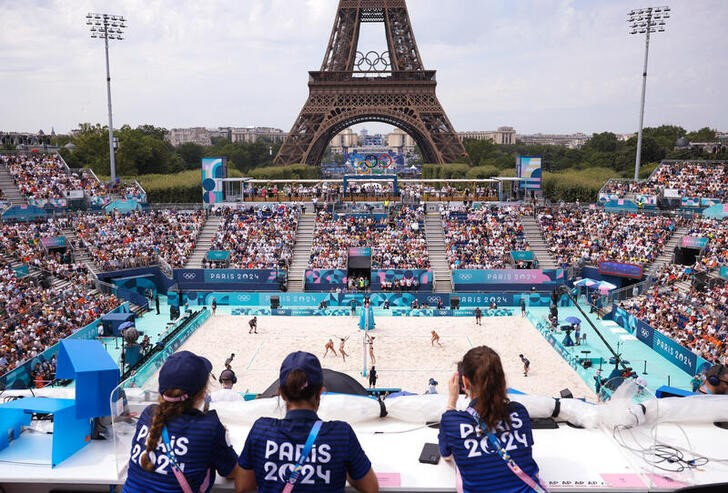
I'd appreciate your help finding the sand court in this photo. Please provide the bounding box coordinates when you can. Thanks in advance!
[171,313,596,399]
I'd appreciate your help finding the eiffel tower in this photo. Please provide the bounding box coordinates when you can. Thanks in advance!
[274,0,468,166]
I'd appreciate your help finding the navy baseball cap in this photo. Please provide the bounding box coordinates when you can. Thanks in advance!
[159,351,212,396]
[279,351,323,387]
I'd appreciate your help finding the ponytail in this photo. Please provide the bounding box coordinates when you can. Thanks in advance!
[279,369,322,407]
[461,346,510,430]
[139,388,204,471]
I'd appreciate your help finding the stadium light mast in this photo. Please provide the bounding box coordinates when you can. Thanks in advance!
[86,12,126,184]
[627,6,670,182]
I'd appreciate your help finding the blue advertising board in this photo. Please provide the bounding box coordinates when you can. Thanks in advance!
[348,247,372,257]
[207,250,230,261]
[598,261,643,280]
[517,156,542,190]
[452,269,564,291]
[611,307,711,376]
[680,237,709,249]
[511,251,534,262]
[41,236,67,249]
[305,269,348,291]
[201,157,227,207]
[174,269,283,291]
[721,265,728,280]
[180,291,564,309]
[12,265,29,278]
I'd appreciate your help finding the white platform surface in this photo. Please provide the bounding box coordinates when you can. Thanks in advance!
[0,420,726,492]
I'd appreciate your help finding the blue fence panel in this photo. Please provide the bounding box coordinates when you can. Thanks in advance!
[611,306,711,376]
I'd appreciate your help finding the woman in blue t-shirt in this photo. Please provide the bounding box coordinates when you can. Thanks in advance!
[124,350,241,492]
[438,346,546,493]
[235,351,378,493]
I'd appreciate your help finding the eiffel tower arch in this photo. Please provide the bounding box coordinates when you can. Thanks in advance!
[274,0,468,166]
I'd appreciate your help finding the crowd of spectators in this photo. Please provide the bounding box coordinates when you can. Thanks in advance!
[1,153,104,201]
[1,153,144,203]
[538,208,680,267]
[649,161,727,201]
[0,219,121,377]
[209,205,300,269]
[602,161,727,201]
[442,205,530,269]
[684,218,728,271]
[308,206,429,270]
[620,277,727,366]
[74,210,205,270]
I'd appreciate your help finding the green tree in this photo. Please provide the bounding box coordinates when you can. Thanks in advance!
[70,123,110,175]
[583,132,618,153]
[643,125,686,150]
[176,142,205,169]
[686,127,717,142]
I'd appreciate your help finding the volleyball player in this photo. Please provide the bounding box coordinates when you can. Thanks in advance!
[339,336,350,362]
[323,338,337,358]
[431,330,442,347]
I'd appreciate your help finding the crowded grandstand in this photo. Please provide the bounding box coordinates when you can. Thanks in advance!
[1,153,726,386]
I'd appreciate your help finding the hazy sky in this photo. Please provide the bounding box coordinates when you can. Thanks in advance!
[1,0,726,136]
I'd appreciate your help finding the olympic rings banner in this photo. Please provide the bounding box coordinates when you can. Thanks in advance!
[346,152,399,175]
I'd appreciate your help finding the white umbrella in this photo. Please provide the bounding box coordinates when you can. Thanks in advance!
[597,280,618,294]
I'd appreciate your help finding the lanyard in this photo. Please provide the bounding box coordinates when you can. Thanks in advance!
[161,426,211,493]
[282,420,323,493]
[465,407,547,493]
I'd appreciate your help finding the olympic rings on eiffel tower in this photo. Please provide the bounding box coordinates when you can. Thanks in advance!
[354,50,391,72]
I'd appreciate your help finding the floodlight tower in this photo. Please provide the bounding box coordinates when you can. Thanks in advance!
[627,7,670,182]
[86,12,126,183]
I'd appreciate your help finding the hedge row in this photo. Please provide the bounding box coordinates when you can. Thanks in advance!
[248,164,321,180]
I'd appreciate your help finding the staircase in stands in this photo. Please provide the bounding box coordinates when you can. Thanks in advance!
[424,212,452,293]
[184,215,223,269]
[646,225,690,278]
[520,215,559,269]
[62,228,101,275]
[0,162,27,205]
[287,213,315,292]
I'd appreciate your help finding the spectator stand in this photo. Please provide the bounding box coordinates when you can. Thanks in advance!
[0,302,131,390]
[399,179,500,203]
[599,160,728,211]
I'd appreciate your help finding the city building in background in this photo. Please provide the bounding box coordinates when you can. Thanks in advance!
[458,126,516,145]
[166,127,287,147]
[516,132,591,149]
[231,127,286,144]
[1,130,55,148]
